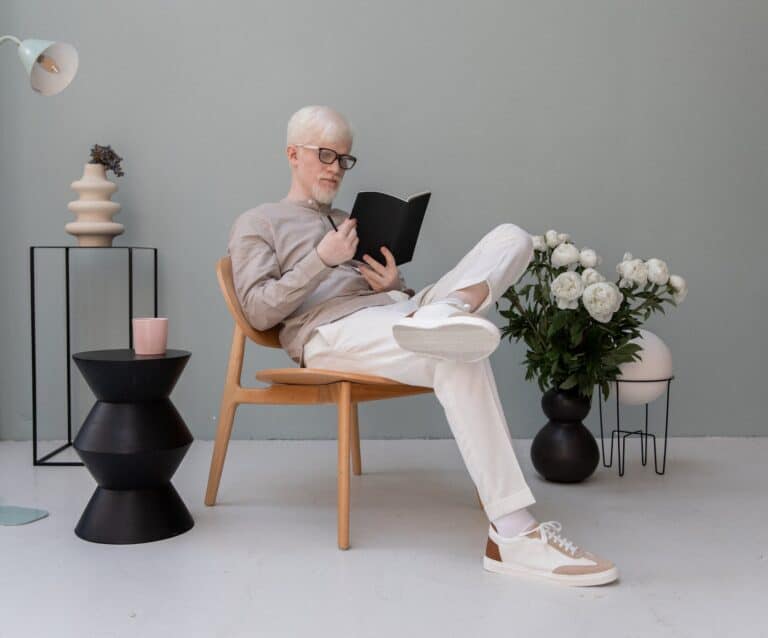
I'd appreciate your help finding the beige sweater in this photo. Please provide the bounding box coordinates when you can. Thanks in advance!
[227,197,415,367]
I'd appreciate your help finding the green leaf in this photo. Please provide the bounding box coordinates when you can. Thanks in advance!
[547,311,570,338]
[570,321,585,346]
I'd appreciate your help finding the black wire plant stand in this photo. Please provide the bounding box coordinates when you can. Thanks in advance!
[29,246,158,466]
[597,376,674,476]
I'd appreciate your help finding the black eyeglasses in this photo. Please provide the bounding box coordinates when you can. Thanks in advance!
[295,144,357,170]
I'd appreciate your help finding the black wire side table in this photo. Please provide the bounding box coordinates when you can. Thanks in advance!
[29,246,158,466]
[597,376,674,476]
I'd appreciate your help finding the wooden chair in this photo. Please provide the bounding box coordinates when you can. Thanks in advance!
[205,256,437,549]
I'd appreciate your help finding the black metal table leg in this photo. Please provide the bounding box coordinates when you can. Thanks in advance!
[30,246,158,465]
[597,377,674,476]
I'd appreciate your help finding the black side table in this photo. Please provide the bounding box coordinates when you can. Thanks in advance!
[72,349,194,544]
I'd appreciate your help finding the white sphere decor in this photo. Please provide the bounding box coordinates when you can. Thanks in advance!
[608,329,673,406]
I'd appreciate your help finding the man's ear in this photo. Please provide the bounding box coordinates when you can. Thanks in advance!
[286,145,298,167]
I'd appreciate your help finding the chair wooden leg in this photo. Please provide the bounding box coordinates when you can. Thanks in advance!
[205,398,238,506]
[337,381,352,549]
[350,402,362,476]
[205,327,244,506]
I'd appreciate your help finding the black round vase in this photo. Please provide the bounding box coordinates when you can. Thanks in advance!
[530,387,599,483]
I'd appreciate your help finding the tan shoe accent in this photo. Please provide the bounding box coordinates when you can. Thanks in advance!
[485,522,502,560]
[520,526,616,574]
[552,553,616,575]
[485,536,502,561]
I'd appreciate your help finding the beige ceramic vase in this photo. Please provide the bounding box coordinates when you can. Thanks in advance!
[65,162,124,246]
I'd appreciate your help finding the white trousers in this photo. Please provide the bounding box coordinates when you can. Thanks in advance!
[302,223,537,521]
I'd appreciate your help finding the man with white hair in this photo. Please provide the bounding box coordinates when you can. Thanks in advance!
[227,105,619,586]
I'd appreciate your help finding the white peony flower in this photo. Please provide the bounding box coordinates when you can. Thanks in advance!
[645,258,670,286]
[616,252,631,275]
[582,281,624,323]
[551,271,584,309]
[579,248,602,269]
[545,229,562,248]
[551,242,581,269]
[616,253,630,279]
[667,274,688,303]
[531,235,547,252]
[581,267,606,286]
[616,255,648,288]
[557,232,570,244]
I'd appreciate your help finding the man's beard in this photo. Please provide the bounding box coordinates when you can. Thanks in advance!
[311,182,338,206]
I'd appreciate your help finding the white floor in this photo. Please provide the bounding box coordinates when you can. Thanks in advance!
[0,437,764,637]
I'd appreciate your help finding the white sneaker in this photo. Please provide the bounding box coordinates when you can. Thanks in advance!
[392,301,501,362]
[483,520,620,587]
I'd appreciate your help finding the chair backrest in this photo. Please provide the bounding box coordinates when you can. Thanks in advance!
[216,256,282,349]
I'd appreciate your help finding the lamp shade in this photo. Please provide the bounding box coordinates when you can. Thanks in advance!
[17,39,78,95]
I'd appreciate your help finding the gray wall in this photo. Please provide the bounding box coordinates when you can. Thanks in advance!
[2,0,766,442]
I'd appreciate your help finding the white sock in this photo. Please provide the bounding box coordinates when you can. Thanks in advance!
[493,507,539,538]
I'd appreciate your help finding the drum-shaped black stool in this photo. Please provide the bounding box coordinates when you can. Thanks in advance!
[72,349,194,544]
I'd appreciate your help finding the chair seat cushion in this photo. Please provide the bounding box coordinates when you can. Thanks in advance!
[255,367,415,386]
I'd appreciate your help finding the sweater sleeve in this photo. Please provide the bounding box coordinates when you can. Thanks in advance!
[228,214,331,331]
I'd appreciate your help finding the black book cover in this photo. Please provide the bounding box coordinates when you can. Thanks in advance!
[348,191,431,266]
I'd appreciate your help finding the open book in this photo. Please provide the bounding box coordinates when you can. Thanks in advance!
[348,191,431,266]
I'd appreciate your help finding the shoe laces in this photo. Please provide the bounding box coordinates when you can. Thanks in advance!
[523,520,580,556]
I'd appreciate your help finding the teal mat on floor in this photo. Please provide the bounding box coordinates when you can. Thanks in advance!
[0,505,49,525]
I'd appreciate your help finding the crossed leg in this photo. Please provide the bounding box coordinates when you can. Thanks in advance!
[302,223,536,520]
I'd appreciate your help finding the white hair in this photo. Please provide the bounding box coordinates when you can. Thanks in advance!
[286,105,354,147]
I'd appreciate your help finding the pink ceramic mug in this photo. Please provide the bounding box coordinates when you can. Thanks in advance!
[132,317,168,355]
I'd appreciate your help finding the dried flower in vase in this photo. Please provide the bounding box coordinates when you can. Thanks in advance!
[89,144,125,177]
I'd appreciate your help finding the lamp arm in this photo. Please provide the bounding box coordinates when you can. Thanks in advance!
[0,35,22,47]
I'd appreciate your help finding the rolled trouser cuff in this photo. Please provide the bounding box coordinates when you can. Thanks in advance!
[483,485,537,521]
